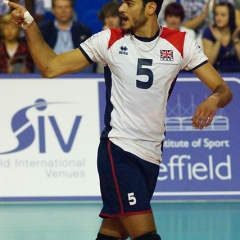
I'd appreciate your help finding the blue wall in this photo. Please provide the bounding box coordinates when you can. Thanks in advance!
[74,0,111,34]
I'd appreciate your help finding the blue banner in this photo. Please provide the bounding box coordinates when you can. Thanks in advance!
[154,75,240,200]
[99,74,240,201]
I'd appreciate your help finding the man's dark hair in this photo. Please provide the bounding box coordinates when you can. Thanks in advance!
[98,2,121,23]
[142,0,163,16]
[164,2,185,22]
[52,0,75,8]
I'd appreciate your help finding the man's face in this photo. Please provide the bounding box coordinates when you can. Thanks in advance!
[165,15,181,30]
[119,0,148,31]
[52,0,73,24]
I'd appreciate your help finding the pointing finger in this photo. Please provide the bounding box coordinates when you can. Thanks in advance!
[3,0,26,13]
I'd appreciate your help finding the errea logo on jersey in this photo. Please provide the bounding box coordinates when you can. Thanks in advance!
[119,46,128,55]
[160,50,174,61]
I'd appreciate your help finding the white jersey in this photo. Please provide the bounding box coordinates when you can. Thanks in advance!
[80,27,208,165]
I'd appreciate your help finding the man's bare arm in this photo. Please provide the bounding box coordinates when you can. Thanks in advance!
[194,63,232,108]
[7,1,91,78]
[191,63,233,130]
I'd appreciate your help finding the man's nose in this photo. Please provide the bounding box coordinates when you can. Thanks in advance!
[118,4,125,13]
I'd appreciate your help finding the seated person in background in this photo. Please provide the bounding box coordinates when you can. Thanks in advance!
[0,0,45,24]
[96,1,121,73]
[215,0,240,26]
[157,0,175,25]
[0,14,34,73]
[202,2,240,72]
[180,0,215,47]
[181,0,237,46]
[98,1,121,30]
[163,2,196,40]
[181,0,213,32]
[39,0,93,73]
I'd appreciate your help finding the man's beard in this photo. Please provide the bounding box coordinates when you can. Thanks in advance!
[121,5,148,31]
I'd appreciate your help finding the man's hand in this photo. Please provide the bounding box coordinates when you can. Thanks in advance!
[3,1,33,29]
[191,95,219,130]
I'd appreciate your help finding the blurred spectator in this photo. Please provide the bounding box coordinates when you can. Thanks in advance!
[96,1,121,73]
[215,0,240,26]
[163,2,196,40]
[98,1,121,30]
[180,0,215,47]
[180,0,237,45]
[158,0,175,25]
[39,0,93,73]
[0,14,34,73]
[202,2,240,72]
[0,0,45,24]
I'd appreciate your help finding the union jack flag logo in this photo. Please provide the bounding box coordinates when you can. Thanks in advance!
[160,50,174,61]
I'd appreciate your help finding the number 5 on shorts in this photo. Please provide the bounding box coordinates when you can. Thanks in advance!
[128,192,137,205]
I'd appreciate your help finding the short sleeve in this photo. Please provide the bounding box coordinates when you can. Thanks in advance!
[182,33,208,71]
[79,29,110,65]
[202,27,215,42]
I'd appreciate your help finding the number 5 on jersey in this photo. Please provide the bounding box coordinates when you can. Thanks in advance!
[128,192,137,205]
[136,58,153,89]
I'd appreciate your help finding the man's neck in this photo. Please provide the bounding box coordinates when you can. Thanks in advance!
[132,18,159,38]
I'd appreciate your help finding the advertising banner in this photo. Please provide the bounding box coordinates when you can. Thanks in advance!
[154,76,240,200]
[0,74,239,201]
[98,75,240,201]
[0,78,101,201]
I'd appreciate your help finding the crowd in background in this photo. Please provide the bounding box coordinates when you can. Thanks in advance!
[0,0,240,73]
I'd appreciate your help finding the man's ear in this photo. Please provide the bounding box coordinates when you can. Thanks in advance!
[147,2,157,15]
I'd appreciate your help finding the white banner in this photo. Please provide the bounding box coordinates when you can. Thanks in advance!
[0,78,101,197]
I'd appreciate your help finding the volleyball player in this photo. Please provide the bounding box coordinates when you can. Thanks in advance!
[5,0,233,239]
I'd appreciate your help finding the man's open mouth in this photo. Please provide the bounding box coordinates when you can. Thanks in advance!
[121,16,129,24]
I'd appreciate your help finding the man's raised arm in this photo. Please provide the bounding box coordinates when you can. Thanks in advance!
[4,0,91,78]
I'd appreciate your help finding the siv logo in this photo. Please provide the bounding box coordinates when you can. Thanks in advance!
[119,46,128,55]
[0,99,82,155]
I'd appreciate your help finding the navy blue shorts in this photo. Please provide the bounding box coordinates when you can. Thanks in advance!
[97,139,160,218]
